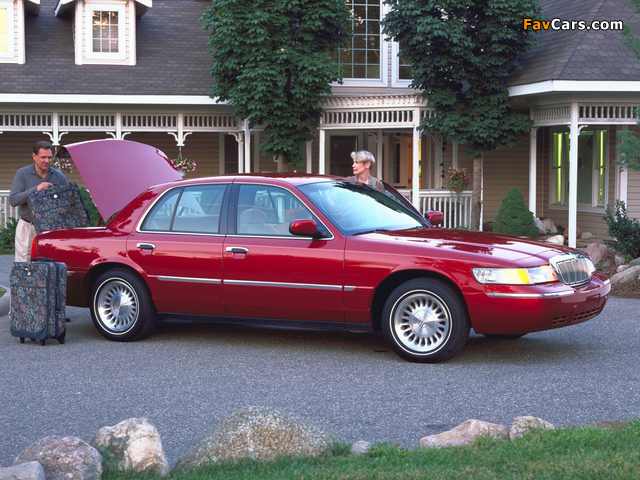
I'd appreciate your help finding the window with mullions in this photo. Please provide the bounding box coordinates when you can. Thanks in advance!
[86,4,125,60]
[0,2,15,60]
[551,129,608,208]
[334,0,381,80]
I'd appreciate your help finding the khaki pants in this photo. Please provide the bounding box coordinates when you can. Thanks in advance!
[15,218,37,263]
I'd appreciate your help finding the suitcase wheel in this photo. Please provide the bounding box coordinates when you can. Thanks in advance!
[20,337,25,344]
[40,340,46,346]
[58,333,66,345]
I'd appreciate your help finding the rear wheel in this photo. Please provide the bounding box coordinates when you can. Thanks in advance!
[382,279,470,363]
[90,269,157,341]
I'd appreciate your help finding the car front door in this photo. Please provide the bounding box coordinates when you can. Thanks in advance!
[127,183,228,316]
[222,183,346,323]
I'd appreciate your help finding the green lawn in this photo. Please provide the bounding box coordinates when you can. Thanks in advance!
[102,420,640,480]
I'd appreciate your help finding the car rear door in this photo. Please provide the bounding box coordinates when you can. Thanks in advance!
[222,183,346,323]
[127,183,229,316]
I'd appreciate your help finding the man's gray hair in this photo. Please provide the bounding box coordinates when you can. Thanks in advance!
[350,150,375,166]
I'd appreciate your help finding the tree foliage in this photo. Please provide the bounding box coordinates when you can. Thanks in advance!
[201,0,351,166]
[382,0,542,228]
[617,0,640,173]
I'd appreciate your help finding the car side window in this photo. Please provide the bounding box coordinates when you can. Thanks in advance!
[236,185,316,236]
[141,185,227,234]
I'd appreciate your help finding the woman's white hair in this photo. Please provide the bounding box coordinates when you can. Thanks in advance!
[350,150,375,166]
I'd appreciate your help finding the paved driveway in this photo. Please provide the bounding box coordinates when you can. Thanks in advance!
[1,254,639,467]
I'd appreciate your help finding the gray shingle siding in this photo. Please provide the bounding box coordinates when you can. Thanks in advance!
[1,0,213,96]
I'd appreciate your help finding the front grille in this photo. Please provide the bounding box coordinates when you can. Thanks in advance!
[550,253,594,286]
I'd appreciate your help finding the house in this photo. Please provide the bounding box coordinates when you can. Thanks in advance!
[1,0,639,248]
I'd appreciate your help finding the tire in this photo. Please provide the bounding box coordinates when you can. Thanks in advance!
[482,333,527,340]
[382,279,470,363]
[90,269,157,341]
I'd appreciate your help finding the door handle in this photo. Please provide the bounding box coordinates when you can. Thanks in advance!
[226,246,249,254]
[137,243,156,250]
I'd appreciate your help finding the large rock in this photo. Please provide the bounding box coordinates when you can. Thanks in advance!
[90,417,169,476]
[610,265,640,285]
[509,416,554,440]
[630,257,640,267]
[11,436,102,480]
[540,218,557,234]
[176,407,334,468]
[585,243,614,267]
[419,419,509,449]
[0,462,45,480]
[545,235,564,246]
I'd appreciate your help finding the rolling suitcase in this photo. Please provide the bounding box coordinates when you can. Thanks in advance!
[10,259,67,346]
[27,182,91,233]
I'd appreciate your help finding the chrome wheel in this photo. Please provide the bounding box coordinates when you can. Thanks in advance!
[391,290,451,354]
[382,279,470,363]
[90,269,157,341]
[95,279,139,334]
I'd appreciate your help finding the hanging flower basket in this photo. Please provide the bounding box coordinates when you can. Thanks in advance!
[52,157,73,173]
[446,167,471,200]
[170,155,197,175]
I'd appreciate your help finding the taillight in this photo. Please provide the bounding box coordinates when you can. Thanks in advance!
[30,234,38,260]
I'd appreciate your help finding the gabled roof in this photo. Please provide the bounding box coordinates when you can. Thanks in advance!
[54,0,152,18]
[508,0,640,86]
[0,0,212,97]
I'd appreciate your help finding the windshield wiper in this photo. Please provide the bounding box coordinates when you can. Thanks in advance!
[353,228,390,235]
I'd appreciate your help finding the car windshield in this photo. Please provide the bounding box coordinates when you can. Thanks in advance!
[299,181,427,236]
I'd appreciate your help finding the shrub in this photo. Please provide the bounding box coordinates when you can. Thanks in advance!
[0,216,18,250]
[603,200,640,258]
[79,187,101,226]
[492,186,539,238]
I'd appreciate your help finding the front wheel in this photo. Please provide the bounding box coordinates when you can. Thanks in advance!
[90,269,157,341]
[382,279,470,363]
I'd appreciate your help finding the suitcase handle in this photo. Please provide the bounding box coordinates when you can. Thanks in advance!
[31,257,54,263]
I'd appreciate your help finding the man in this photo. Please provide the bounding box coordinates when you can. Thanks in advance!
[9,141,67,262]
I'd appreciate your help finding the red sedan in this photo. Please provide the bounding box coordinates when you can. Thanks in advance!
[32,140,610,363]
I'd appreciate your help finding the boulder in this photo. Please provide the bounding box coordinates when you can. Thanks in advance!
[90,417,169,477]
[585,243,614,267]
[580,231,593,240]
[419,419,509,449]
[563,227,582,239]
[11,436,102,480]
[630,257,640,267]
[176,407,334,468]
[617,265,630,273]
[610,265,640,285]
[0,462,45,480]
[509,416,554,440]
[534,218,546,235]
[615,254,628,266]
[545,235,564,246]
[350,441,372,456]
[540,218,557,234]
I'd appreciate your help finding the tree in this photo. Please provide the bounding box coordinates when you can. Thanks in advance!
[382,0,542,230]
[201,0,351,168]
[617,0,640,173]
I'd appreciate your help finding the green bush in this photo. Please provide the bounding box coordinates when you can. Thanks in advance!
[491,186,539,238]
[79,187,101,226]
[603,200,640,258]
[0,216,18,250]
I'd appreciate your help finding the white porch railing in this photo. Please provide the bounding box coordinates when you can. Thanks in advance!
[397,189,472,229]
[0,191,19,227]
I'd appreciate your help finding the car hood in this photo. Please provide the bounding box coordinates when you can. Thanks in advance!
[377,227,568,263]
[57,139,182,221]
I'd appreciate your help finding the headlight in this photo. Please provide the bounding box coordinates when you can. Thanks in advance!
[472,265,559,285]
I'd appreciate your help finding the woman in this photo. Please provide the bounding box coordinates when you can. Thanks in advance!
[347,150,385,192]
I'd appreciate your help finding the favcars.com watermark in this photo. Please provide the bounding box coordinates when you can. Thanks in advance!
[524,18,624,31]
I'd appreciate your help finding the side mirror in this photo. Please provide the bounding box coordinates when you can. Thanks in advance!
[425,210,444,226]
[289,219,328,239]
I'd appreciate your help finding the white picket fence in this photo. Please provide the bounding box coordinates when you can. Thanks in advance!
[397,189,472,229]
[0,190,19,227]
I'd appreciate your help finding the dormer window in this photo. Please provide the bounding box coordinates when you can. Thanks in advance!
[0,2,14,59]
[55,0,151,66]
[87,4,125,60]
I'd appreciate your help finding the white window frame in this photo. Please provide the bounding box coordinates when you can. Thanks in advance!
[85,2,126,61]
[333,0,388,87]
[391,41,411,88]
[549,128,609,213]
[0,1,16,61]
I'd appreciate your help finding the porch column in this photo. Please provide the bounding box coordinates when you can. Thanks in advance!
[243,120,251,173]
[568,104,579,248]
[376,129,383,180]
[412,109,420,211]
[617,126,629,204]
[306,140,312,173]
[319,128,326,174]
[528,127,538,218]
